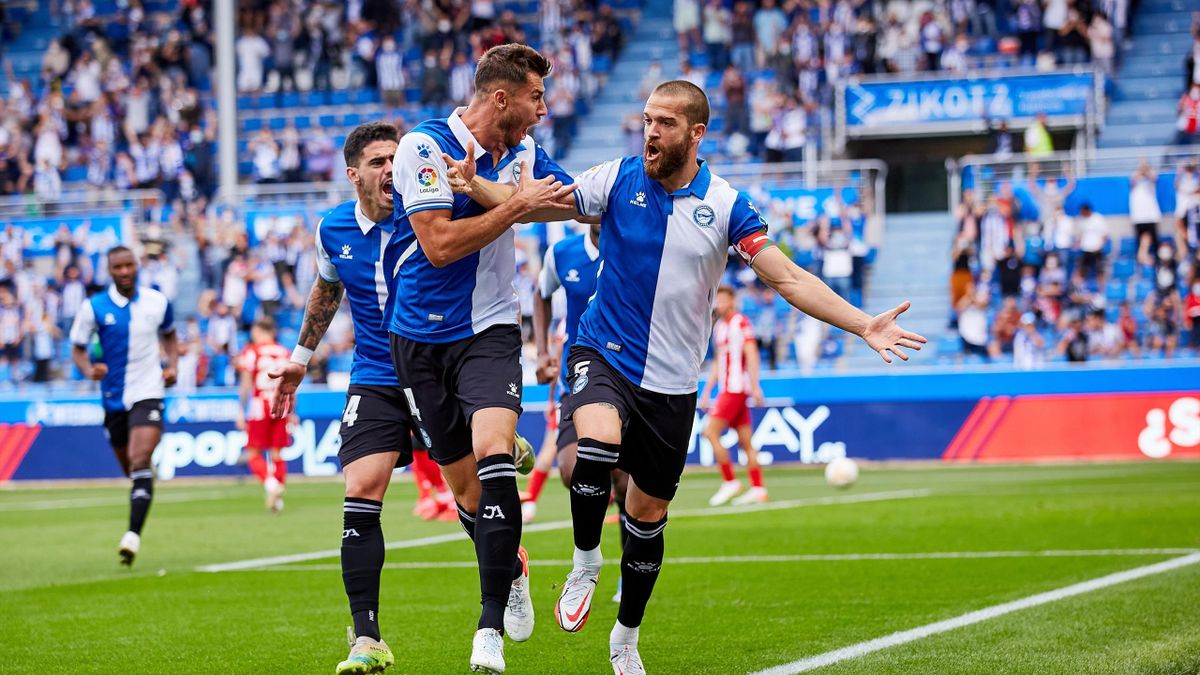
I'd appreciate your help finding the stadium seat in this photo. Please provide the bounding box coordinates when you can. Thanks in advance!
[300,90,326,107]
[1112,258,1135,280]
[1105,279,1127,303]
[279,91,301,108]
[268,116,286,130]
[329,90,350,105]
[1134,279,1154,302]
[294,115,311,130]
[1118,236,1137,257]
[244,117,262,132]
[318,114,337,128]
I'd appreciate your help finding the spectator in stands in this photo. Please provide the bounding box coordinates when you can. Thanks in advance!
[1086,308,1123,358]
[1014,0,1042,60]
[765,95,807,163]
[1057,2,1091,65]
[304,130,336,182]
[1185,274,1200,348]
[919,10,947,70]
[1076,203,1108,280]
[1175,83,1200,146]
[1089,12,1116,78]
[0,285,22,381]
[236,27,271,93]
[989,295,1022,359]
[1144,292,1181,357]
[957,285,991,360]
[1013,312,1046,370]
[817,216,854,302]
[1117,301,1141,357]
[1025,113,1054,157]
[249,128,281,184]
[675,0,702,53]
[979,195,1012,275]
[1130,160,1164,265]
[1184,26,1200,92]
[703,0,731,72]
[1152,242,1180,297]
[721,64,750,139]
[592,4,626,62]
[988,119,1015,160]
[420,50,450,107]
[730,2,757,74]
[449,52,475,106]
[278,125,303,184]
[940,33,972,73]
[997,243,1024,297]
[754,0,787,70]
[222,252,249,322]
[1056,310,1090,362]
[376,36,406,106]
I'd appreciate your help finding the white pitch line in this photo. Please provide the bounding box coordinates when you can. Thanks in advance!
[221,549,1200,572]
[0,490,239,512]
[195,489,930,573]
[751,552,1200,675]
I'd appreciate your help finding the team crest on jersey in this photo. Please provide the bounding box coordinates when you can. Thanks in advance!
[693,204,716,228]
[104,313,116,325]
[512,162,522,183]
[630,192,647,208]
[416,165,438,193]
[565,268,580,282]
[416,143,433,159]
[339,244,353,260]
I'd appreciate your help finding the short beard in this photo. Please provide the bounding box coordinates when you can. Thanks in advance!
[643,140,688,180]
[497,108,526,146]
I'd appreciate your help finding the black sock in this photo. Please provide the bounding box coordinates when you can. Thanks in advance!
[341,497,384,641]
[458,501,524,581]
[570,439,618,551]
[617,515,667,628]
[475,454,522,631]
[128,469,153,534]
[615,492,629,553]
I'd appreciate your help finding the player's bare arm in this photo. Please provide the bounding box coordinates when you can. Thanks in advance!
[160,328,178,387]
[750,246,927,363]
[71,344,106,381]
[531,289,557,384]
[744,337,764,406]
[414,160,577,267]
[236,366,251,431]
[268,275,344,419]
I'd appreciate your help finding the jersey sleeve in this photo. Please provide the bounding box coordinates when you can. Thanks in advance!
[737,315,756,342]
[573,159,621,217]
[537,244,561,299]
[69,298,95,347]
[159,300,175,335]
[532,144,584,215]
[393,131,455,217]
[238,346,256,374]
[730,191,775,265]
[314,219,340,283]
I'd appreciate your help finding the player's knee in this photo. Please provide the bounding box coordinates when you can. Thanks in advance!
[626,500,668,523]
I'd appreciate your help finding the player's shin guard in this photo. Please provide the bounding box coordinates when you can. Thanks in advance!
[128,469,154,535]
[617,515,667,628]
[475,454,522,632]
[570,439,618,551]
[341,498,384,641]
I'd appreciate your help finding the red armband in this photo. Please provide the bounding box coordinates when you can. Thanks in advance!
[735,229,774,264]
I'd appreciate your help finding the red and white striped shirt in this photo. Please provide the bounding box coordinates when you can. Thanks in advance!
[713,312,755,394]
[239,341,290,421]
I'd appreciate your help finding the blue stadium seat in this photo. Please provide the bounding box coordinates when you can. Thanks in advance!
[1118,236,1137,257]
[329,90,350,105]
[268,116,287,130]
[244,117,262,131]
[342,112,362,127]
[1112,258,1135,280]
[300,90,326,107]
[1105,279,1127,303]
[1106,306,1121,323]
[318,114,337,127]
[1134,279,1154,302]
[593,55,612,74]
[279,91,301,108]
[294,116,311,130]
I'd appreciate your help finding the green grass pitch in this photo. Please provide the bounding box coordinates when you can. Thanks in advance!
[1,461,1198,674]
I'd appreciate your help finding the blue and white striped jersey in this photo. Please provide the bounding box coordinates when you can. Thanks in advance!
[316,199,400,386]
[573,157,769,394]
[538,232,600,394]
[388,107,575,343]
[69,286,174,411]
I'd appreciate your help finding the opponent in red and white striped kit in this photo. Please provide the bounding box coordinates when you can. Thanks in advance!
[699,286,767,505]
[237,317,292,512]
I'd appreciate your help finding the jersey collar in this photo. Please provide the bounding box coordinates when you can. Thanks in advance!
[671,159,712,200]
[107,285,138,307]
[353,200,385,235]
[448,107,489,161]
[583,232,599,261]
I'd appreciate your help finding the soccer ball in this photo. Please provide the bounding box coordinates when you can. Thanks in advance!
[824,457,859,488]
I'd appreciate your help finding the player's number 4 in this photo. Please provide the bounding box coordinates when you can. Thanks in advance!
[342,395,362,427]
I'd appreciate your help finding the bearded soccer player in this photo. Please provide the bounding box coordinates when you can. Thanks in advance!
[700,285,768,506]
[546,81,926,673]
[70,246,177,566]
[237,316,292,512]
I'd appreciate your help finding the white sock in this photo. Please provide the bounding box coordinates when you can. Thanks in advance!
[573,545,602,569]
[610,620,639,647]
[265,476,280,492]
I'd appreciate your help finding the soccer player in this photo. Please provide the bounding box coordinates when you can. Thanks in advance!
[236,316,291,512]
[387,43,578,673]
[69,246,177,566]
[552,81,925,673]
[700,285,768,506]
[522,222,604,523]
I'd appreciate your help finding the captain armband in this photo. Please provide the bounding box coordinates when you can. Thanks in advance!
[734,229,775,265]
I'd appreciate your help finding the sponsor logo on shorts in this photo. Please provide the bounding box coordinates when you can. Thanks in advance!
[420,428,432,448]
[427,313,444,322]
[507,382,520,399]
[693,204,715,228]
[606,341,622,352]
[147,409,161,422]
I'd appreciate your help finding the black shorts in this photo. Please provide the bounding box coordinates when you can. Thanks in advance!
[1134,222,1159,250]
[389,324,524,466]
[561,346,696,501]
[103,399,164,449]
[338,385,417,469]
[556,396,580,453]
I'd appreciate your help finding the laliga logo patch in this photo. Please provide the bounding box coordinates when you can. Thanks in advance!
[416,143,433,159]
[693,204,716,228]
[416,165,438,194]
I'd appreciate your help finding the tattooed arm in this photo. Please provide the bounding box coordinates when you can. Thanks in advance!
[267,276,345,418]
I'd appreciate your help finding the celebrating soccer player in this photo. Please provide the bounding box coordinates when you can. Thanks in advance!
[69,246,177,566]
[385,43,579,674]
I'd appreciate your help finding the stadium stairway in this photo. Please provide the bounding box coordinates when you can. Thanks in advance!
[1099,0,1193,148]
[560,2,678,173]
[836,212,956,369]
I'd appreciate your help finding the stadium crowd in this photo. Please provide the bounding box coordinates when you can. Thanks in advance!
[950,160,1200,367]
[669,0,1129,163]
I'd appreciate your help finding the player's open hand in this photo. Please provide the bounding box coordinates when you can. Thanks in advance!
[89,362,108,381]
[267,361,306,419]
[514,161,578,213]
[862,301,927,364]
[443,141,477,194]
[162,366,177,387]
[535,352,559,385]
